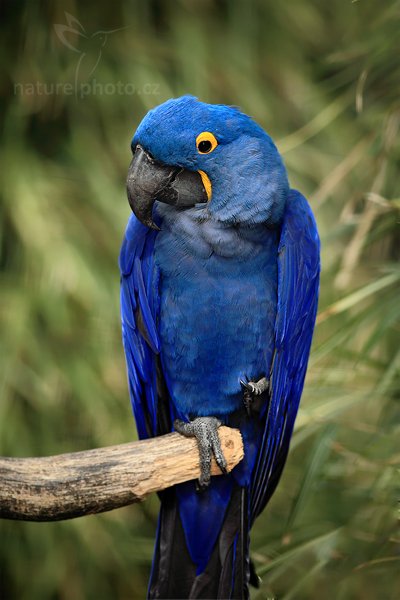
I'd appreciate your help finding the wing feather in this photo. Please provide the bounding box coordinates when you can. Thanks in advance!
[120,214,161,439]
[250,190,320,522]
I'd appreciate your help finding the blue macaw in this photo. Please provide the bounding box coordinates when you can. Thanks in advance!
[119,96,320,599]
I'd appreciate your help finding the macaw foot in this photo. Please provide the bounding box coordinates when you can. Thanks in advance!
[240,376,269,416]
[174,417,228,489]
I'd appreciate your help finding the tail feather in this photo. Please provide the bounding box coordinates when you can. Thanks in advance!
[148,485,250,599]
[148,489,197,599]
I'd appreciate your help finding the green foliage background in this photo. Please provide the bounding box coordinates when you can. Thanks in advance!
[0,1,399,598]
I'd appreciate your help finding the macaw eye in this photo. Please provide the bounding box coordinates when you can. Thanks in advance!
[196,132,218,154]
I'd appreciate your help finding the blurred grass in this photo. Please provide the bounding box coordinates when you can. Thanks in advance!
[0,1,399,599]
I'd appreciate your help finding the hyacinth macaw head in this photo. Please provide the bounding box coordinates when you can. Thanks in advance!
[127,95,289,229]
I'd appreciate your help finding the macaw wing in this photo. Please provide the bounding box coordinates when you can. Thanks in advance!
[250,190,320,522]
[119,214,161,439]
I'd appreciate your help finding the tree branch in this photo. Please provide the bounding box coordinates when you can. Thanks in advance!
[0,427,243,522]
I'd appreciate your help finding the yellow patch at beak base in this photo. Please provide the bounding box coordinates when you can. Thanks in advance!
[198,170,212,201]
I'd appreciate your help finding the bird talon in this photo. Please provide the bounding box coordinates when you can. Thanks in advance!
[196,478,209,492]
[241,376,269,415]
[214,453,228,474]
[219,463,228,475]
[174,416,227,488]
[240,378,250,391]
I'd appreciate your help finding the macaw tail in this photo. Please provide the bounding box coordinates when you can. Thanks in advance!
[148,485,252,599]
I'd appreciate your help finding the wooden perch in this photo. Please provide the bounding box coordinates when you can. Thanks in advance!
[0,427,243,522]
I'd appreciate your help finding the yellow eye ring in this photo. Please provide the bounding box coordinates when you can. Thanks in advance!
[196,131,218,154]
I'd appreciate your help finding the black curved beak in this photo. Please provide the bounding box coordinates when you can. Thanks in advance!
[126,145,208,230]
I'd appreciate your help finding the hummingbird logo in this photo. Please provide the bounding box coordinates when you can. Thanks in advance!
[54,13,127,91]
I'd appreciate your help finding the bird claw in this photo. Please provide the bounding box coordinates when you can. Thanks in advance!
[240,376,269,415]
[174,416,228,489]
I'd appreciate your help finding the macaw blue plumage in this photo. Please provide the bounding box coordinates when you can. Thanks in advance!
[120,96,320,599]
